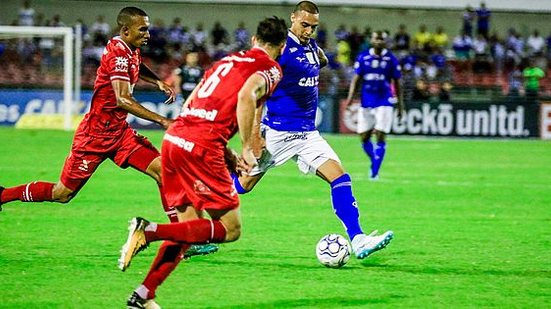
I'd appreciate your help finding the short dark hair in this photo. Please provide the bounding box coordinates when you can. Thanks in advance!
[117,7,148,28]
[294,1,319,14]
[256,16,287,46]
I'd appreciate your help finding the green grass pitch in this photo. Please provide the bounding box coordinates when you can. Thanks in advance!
[0,127,550,308]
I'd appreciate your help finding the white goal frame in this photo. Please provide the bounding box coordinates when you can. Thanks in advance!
[0,25,82,130]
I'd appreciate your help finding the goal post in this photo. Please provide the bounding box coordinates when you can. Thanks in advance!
[0,25,81,130]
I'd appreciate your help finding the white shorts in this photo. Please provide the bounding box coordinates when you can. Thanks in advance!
[356,106,394,134]
[249,126,341,176]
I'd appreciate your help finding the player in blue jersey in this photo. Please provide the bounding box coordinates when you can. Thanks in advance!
[345,30,404,180]
[233,1,393,260]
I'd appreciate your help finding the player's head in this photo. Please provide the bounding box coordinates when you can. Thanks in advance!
[370,30,387,51]
[117,7,150,48]
[290,1,319,45]
[253,16,288,58]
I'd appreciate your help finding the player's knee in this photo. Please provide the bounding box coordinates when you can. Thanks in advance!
[52,183,75,203]
[224,223,242,242]
[52,191,73,203]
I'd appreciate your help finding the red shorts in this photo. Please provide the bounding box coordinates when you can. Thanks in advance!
[60,126,159,191]
[161,135,239,211]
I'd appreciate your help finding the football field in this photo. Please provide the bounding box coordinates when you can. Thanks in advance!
[0,127,550,308]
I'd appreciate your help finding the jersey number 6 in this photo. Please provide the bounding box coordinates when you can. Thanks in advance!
[197,62,234,98]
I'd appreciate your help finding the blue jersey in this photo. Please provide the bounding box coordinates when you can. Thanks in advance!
[354,48,401,108]
[263,31,321,131]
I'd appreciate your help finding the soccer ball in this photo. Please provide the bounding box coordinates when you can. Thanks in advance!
[316,234,351,268]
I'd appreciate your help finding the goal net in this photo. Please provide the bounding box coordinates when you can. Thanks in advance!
[0,25,82,130]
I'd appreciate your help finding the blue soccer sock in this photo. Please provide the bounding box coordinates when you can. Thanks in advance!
[330,174,363,240]
[361,139,375,161]
[371,141,386,178]
[231,173,249,194]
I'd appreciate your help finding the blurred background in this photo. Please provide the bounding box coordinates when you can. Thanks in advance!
[0,0,550,138]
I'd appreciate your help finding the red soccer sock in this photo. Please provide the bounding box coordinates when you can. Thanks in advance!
[0,181,55,203]
[142,241,189,299]
[158,184,178,223]
[146,219,227,244]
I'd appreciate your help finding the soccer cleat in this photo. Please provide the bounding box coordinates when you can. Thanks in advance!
[183,244,219,259]
[118,217,150,271]
[127,292,161,309]
[351,230,394,259]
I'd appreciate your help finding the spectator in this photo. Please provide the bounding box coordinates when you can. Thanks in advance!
[190,22,208,50]
[527,30,545,57]
[413,24,431,52]
[431,26,449,50]
[211,21,229,46]
[347,26,363,60]
[90,15,111,37]
[234,21,250,50]
[547,32,551,64]
[167,18,184,46]
[314,23,327,48]
[476,2,491,39]
[507,66,523,98]
[489,34,506,73]
[393,24,410,57]
[523,58,545,100]
[18,0,35,26]
[334,24,349,41]
[336,38,351,67]
[472,33,491,73]
[452,30,473,62]
[462,5,475,37]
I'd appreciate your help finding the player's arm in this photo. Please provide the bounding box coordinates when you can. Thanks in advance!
[345,74,360,108]
[317,47,328,68]
[392,77,405,119]
[111,79,173,129]
[139,63,176,104]
[236,73,268,172]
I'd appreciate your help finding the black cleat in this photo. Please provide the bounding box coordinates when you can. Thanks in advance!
[127,292,161,309]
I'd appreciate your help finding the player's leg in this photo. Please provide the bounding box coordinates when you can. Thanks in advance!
[0,150,102,206]
[357,107,376,176]
[296,132,393,259]
[123,133,218,258]
[370,106,394,179]
[316,159,393,259]
[129,205,201,306]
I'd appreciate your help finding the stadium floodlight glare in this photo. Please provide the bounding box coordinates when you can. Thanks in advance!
[0,26,80,130]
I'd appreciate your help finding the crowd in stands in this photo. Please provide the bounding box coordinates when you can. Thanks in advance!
[1,0,550,102]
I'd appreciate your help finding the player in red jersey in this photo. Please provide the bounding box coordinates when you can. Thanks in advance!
[118,16,288,309]
[0,7,175,216]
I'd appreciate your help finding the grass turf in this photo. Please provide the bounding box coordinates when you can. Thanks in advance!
[0,127,550,308]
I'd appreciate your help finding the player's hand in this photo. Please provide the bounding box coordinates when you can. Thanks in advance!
[241,146,258,174]
[159,117,175,130]
[224,147,245,176]
[251,135,266,159]
[157,80,176,104]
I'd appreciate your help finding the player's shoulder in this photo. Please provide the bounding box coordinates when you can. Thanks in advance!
[106,36,133,56]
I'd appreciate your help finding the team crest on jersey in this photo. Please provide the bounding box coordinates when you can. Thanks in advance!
[264,66,281,85]
[289,47,298,53]
[114,56,129,72]
[193,180,212,195]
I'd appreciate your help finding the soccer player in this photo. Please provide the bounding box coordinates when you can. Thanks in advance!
[1,8,175,209]
[345,30,404,180]
[118,17,288,308]
[233,1,394,260]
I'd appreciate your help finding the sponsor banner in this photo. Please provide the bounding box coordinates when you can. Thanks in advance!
[0,89,180,129]
[540,102,551,139]
[339,99,539,138]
